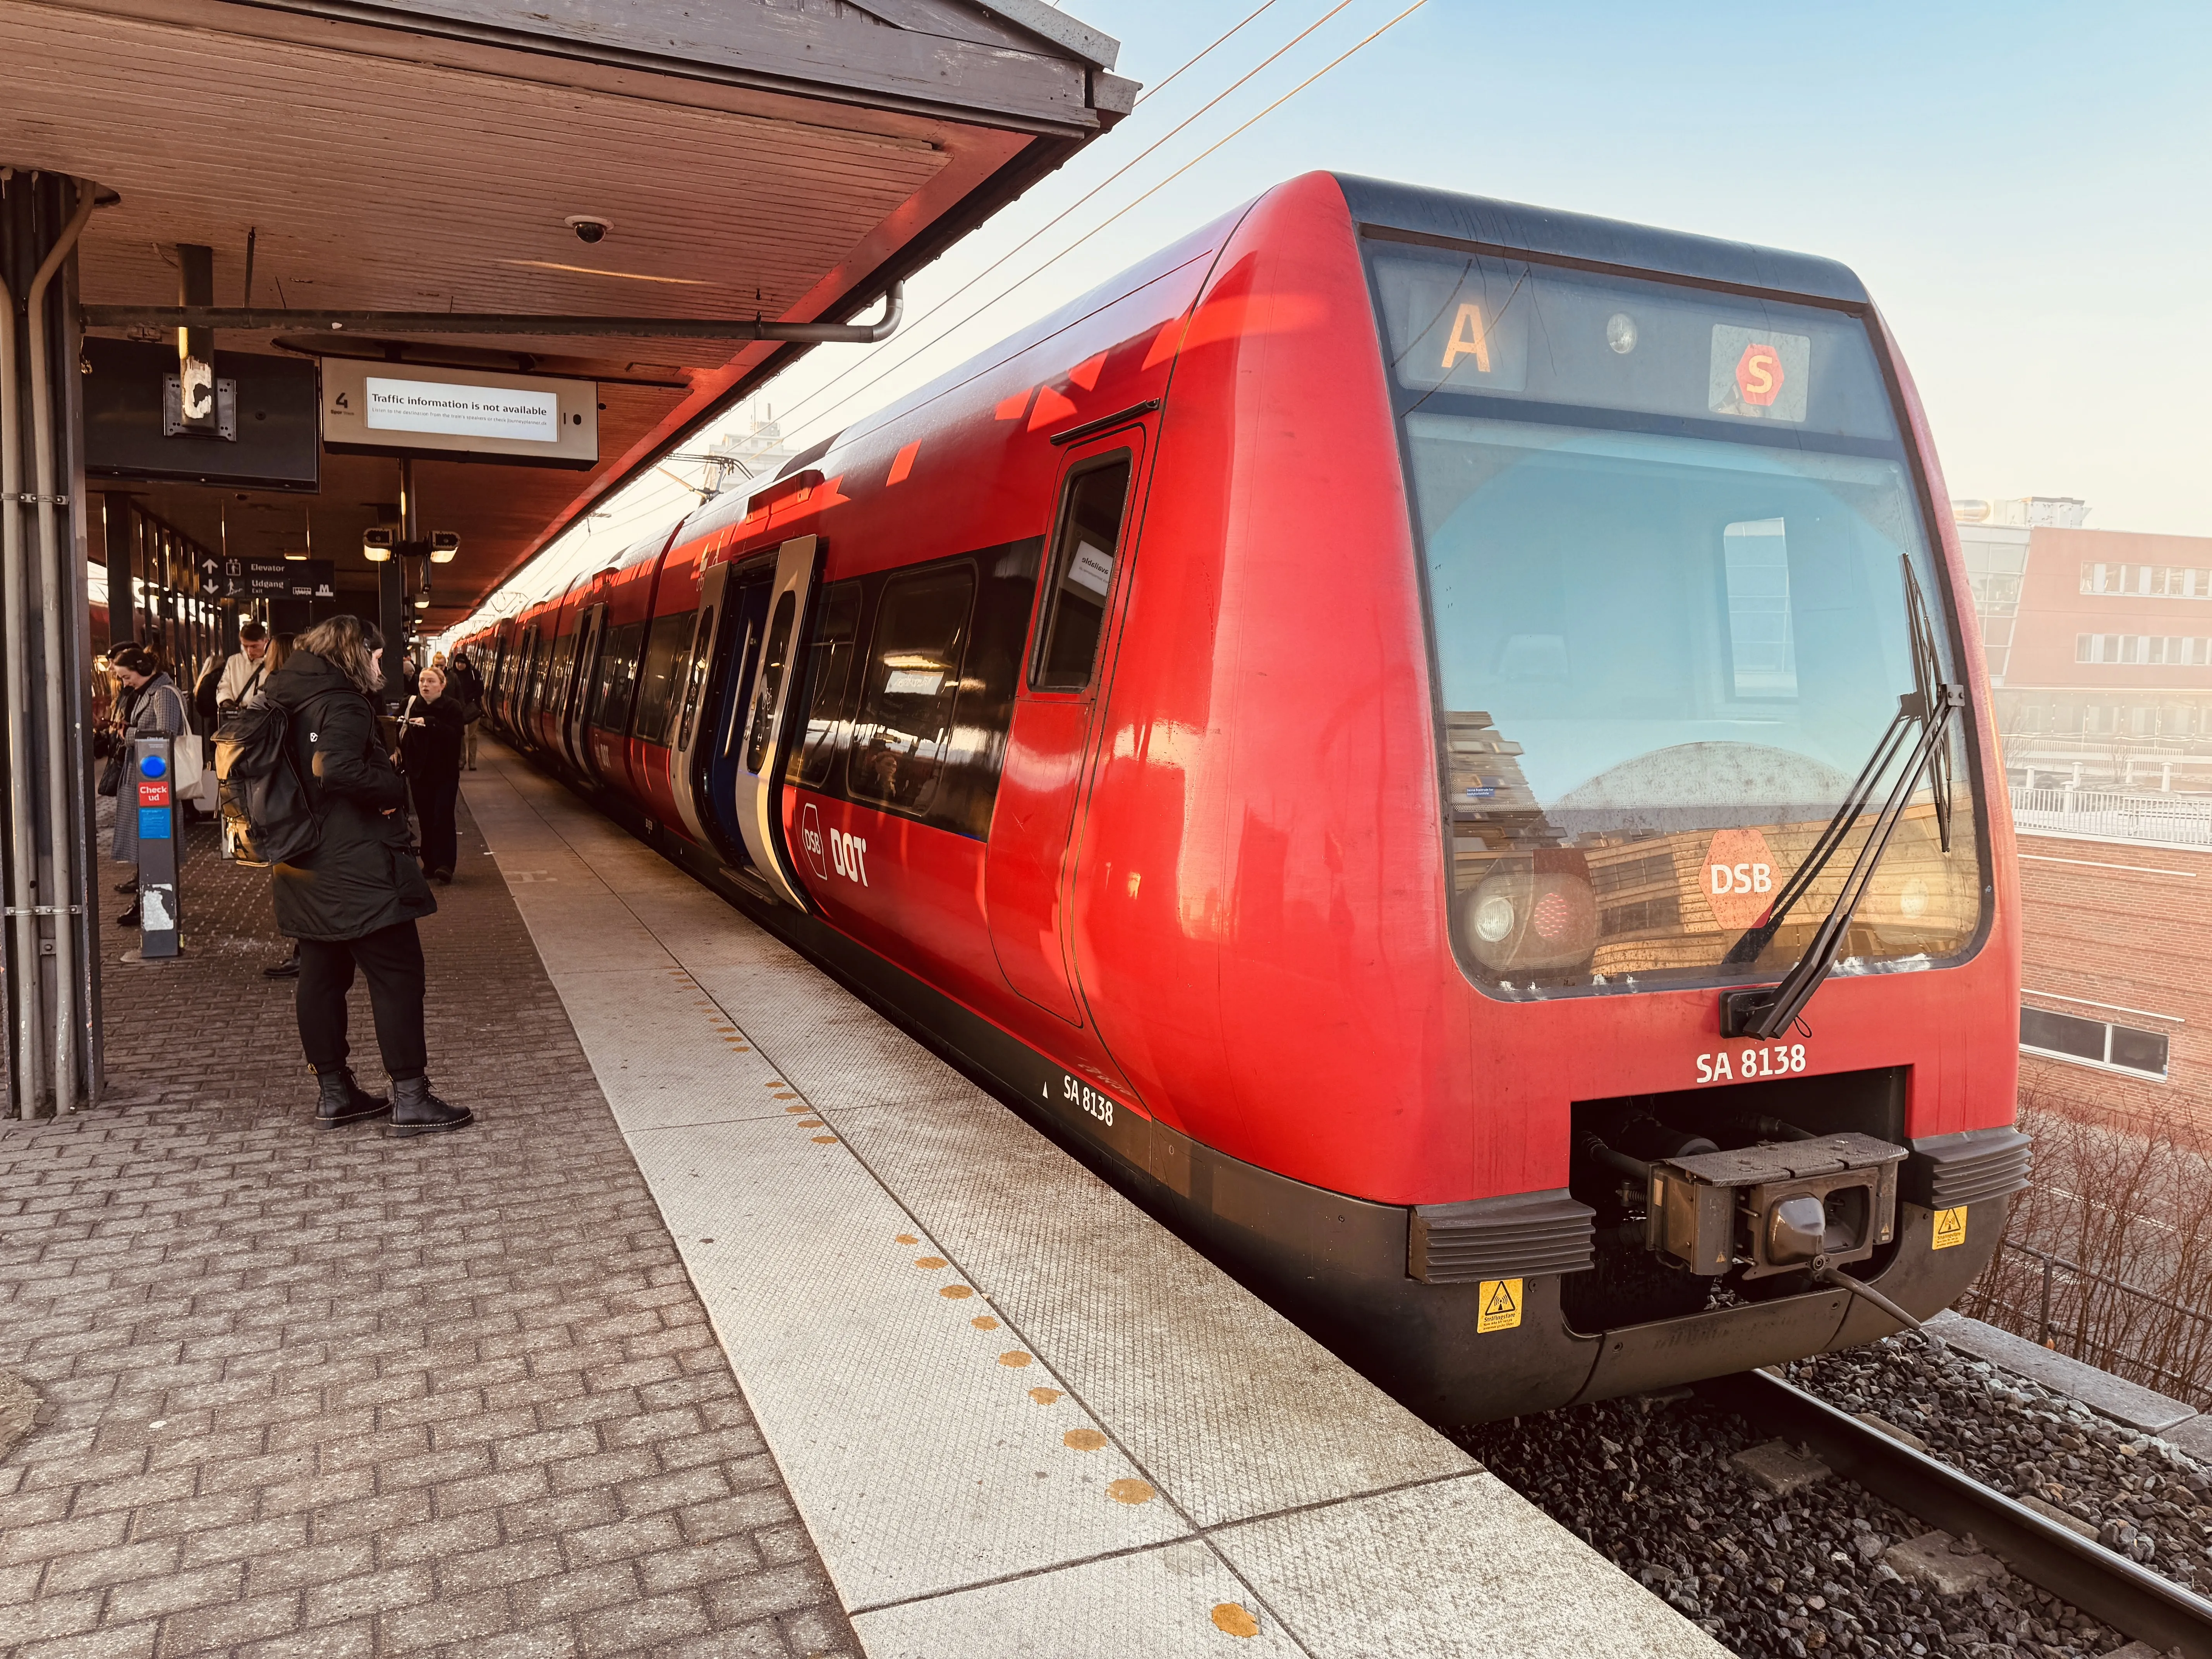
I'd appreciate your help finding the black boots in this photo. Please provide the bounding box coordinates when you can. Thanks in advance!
[315,1067,390,1130]
[389,1075,472,1138]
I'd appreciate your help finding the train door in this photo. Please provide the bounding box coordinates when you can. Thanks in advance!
[510,623,539,736]
[561,602,608,775]
[985,431,1148,1022]
[698,563,774,866]
[702,536,818,905]
[667,561,728,851]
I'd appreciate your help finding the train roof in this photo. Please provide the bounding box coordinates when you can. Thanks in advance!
[1333,173,1870,308]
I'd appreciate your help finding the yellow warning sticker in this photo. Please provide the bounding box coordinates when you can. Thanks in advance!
[1932,1206,1968,1250]
[1477,1277,1523,1333]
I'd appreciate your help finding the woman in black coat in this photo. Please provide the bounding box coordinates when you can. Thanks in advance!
[263,615,471,1137]
[397,665,467,882]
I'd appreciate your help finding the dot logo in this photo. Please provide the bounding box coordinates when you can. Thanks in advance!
[1735,342,1784,407]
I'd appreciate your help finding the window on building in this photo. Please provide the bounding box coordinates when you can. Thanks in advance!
[2080,562,2212,599]
[2021,1005,2170,1080]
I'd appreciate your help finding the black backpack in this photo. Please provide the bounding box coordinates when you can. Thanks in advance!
[214,701,322,867]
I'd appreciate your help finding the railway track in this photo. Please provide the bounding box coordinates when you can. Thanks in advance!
[1705,1367,2212,1658]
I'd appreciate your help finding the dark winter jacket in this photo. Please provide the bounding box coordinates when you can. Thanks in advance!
[263,650,437,941]
[397,692,466,778]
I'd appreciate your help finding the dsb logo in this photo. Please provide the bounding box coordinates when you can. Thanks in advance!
[799,803,870,888]
[1710,861,1773,896]
[1703,827,1781,929]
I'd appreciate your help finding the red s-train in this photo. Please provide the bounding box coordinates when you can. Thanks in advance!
[459,172,2028,1424]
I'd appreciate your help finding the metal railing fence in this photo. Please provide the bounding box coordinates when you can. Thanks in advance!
[2008,786,2212,847]
[1962,1238,2212,1411]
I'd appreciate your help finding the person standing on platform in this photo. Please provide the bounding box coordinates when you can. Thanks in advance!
[106,643,189,928]
[250,633,306,982]
[216,620,273,713]
[447,649,485,771]
[263,615,472,1136]
[397,665,466,884]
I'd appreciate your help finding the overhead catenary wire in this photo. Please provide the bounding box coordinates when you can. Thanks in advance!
[1135,0,1283,105]
[762,0,1365,439]
[450,0,1428,636]
[781,0,1433,445]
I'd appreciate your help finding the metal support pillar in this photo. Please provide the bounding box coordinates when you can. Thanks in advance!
[100,494,135,647]
[2,168,104,1116]
[380,458,416,705]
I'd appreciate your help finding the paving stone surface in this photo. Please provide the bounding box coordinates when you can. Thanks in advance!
[1,799,857,1658]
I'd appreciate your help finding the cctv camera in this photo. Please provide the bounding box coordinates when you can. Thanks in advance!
[564,215,613,246]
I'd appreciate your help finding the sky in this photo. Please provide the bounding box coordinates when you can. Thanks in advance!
[451,0,2212,635]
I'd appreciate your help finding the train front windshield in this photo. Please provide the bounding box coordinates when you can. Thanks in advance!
[1367,242,1984,996]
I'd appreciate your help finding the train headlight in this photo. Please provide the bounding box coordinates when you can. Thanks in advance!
[1606,312,1638,354]
[1461,867,1597,974]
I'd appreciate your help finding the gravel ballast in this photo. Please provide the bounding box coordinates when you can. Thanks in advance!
[1457,1330,2212,1659]
[1786,1337,2212,1595]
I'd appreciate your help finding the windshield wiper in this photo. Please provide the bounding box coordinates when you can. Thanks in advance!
[1719,556,1963,1040]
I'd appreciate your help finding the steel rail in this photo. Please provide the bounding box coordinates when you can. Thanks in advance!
[1699,1367,2212,1659]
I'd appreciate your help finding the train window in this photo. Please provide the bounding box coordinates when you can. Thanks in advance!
[1032,455,1130,692]
[744,593,797,773]
[792,582,862,789]
[676,607,713,752]
[588,620,644,731]
[1404,408,1980,995]
[1722,519,1798,699]
[631,612,689,745]
[852,566,975,814]
[548,632,576,717]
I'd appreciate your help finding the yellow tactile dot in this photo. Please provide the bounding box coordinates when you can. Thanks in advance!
[914,1257,947,1270]
[797,1119,823,1128]
[1212,1604,1259,1638]
[785,1106,809,1115]
[1106,1479,1155,1505]
[972,1316,1000,1331]
[938,1285,973,1300]
[997,1351,1032,1369]
[811,1135,837,1145]
[894,1234,919,1245]
[1028,1387,1062,1405]
[1063,1429,1107,1451]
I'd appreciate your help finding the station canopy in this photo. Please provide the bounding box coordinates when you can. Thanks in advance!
[0,0,1131,628]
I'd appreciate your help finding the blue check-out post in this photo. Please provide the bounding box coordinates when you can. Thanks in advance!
[131,737,180,960]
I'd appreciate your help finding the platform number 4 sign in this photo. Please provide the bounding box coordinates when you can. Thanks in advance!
[1931,1207,1967,1250]
[1477,1277,1523,1334]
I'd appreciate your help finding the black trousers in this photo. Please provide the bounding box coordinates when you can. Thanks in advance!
[411,769,459,876]
[296,920,427,1079]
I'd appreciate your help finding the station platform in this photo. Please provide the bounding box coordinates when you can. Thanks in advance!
[0,748,1723,1658]
[462,747,1723,1659]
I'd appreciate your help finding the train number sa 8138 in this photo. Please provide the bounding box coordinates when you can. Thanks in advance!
[1695,1044,1807,1084]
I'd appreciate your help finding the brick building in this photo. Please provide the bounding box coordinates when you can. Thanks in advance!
[2014,826,2212,1137]
[1958,498,2212,791]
